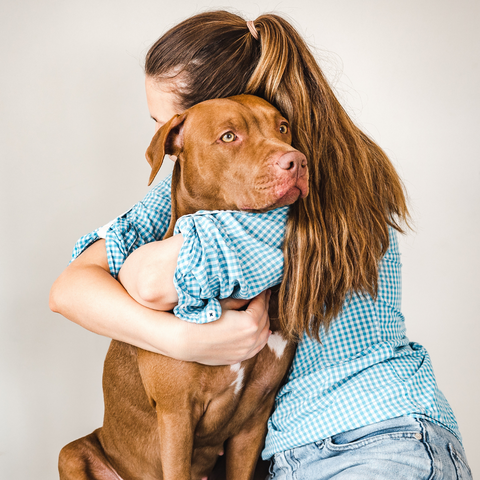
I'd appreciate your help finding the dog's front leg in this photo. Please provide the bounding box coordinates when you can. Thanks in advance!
[224,404,273,480]
[137,350,199,480]
[155,406,195,480]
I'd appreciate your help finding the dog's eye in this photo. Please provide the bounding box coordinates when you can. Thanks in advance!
[279,124,289,134]
[221,132,236,143]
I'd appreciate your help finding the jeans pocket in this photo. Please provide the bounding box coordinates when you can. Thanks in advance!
[448,443,473,479]
[325,431,423,452]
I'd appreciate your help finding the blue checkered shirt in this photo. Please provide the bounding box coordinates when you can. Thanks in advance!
[71,173,461,459]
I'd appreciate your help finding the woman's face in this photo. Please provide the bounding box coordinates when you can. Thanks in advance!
[145,76,182,132]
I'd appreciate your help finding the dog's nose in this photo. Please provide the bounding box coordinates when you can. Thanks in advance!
[275,151,307,177]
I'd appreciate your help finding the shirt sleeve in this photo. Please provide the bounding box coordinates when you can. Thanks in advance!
[172,206,289,323]
[70,174,172,277]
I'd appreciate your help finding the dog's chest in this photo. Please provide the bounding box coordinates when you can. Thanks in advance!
[226,333,288,394]
[192,333,293,441]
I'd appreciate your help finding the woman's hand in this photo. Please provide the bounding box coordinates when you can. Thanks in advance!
[175,291,272,366]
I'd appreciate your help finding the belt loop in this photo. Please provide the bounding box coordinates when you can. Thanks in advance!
[315,438,326,450]
[416,417,427,442]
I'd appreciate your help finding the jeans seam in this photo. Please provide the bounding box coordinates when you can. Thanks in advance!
[418,419,436,480]
[289,450,301,480]
[272,453,291,478]
[268,456,276,479]
[448,442,473,478]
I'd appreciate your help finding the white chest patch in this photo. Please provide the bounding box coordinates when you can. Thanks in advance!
[267,332,288,359]
[230,363,245,395]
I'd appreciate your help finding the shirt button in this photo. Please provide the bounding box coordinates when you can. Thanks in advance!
[414,433,422,440]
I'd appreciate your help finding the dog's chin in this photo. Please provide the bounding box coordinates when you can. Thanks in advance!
[276,186,304,206]
[267,188,301,210]
[240,187,303,212]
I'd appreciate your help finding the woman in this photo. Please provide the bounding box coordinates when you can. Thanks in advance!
[50,11,472,479]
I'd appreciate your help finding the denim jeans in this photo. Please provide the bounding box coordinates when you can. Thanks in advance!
[268,416,472,479]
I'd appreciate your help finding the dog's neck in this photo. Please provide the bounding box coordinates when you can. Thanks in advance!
[163,163,226,239]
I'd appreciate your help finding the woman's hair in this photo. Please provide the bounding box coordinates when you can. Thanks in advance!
[145,11,409,341]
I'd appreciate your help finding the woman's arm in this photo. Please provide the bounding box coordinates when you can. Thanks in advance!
[49,239,271,365]
[117,234,183,311]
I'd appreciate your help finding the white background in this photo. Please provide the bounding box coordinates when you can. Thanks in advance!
[1,0,478,478]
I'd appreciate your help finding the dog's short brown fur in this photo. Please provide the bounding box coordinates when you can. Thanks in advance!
[59,95,308,480]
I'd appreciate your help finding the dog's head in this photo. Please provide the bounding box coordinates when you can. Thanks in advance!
[146,95,308,214]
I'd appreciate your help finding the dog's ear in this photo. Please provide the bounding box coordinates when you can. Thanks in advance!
[146,113,186,186]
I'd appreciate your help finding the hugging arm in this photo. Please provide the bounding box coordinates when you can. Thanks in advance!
[50,238,188,357]
[50,238,271,365]
[50,175,272,365]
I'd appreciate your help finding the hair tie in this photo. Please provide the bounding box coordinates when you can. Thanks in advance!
[246,21,259,40]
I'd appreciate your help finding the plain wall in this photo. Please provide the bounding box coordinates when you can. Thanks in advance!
[1,0,478,478]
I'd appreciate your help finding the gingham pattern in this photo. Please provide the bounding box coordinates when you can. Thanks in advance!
[71,173,461,459]
[263,227,460,459]
[173,208,288,323]
[72,175,173,276]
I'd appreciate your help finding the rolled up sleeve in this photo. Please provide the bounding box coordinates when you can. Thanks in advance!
[172,207,289,323]
[71,175,172,277]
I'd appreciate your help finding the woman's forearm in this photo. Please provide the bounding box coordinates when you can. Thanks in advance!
[49,240,272,365]
[49,240,186,357]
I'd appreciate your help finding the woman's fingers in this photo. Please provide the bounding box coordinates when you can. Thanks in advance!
[183,290,273,366]
[246,289,271,331]
[230,290,272,361]
[248,290,272,341]
[221,290,272,356]
[219,297,250,311]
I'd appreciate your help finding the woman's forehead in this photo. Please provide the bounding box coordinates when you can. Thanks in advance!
[145,76,182,126]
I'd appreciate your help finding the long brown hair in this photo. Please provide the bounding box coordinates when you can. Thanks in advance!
[145,11,409,341]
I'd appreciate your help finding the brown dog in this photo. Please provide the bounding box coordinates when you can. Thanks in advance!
[59,95,308,480]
